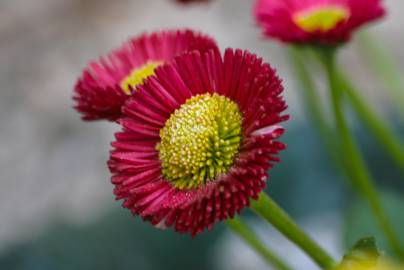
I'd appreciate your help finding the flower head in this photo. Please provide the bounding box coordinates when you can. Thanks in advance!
[73,29,218,121]
[108,48,288,235]
[254,0,385,45]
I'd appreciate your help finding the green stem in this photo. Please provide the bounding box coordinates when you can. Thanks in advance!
[288,46,339,165]
[338,71,404,173]
[251,193,337,269]
[319,48,404,260]
[227,217,294,270]
[357,31,404,118]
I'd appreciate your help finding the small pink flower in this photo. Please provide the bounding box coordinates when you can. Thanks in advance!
[109,48,288,236]
[254,0,385,45]
[73,29,217,121]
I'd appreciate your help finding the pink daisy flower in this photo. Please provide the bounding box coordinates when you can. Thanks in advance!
[254,0,385,45]
[108,48,289,236]
[73,29,218,121]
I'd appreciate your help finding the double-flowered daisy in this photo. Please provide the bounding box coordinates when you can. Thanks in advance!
[254,0,385,45]
[108,48,289,235]
[73,29,217,121]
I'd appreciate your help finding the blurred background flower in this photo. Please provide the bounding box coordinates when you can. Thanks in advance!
[254,0,385,44]
[73,29,217,121]
[0,0,403,269]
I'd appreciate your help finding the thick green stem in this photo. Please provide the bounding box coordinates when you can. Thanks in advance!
[357,32,404,118]
[227,217,294,270]
[319,48,404,259]
[338,72,404,173]
[251,193,336,269]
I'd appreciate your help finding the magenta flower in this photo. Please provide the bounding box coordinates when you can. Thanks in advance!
[254,0,385,45]
[73,29,217,121]
[108,48,288,236]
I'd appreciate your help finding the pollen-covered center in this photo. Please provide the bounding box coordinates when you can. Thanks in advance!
[293,6,350,33]
[157,93,243,190]
[120,61,161,94]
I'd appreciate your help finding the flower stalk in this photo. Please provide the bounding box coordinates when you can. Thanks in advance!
[227,217,293,270]
[319,48,404,259]
[337,71,404,173]
[251,193,337,269]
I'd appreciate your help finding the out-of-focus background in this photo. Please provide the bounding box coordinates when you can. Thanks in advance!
[1,0,404,269]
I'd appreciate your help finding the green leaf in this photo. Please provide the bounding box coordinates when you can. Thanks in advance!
[339,237,379,268]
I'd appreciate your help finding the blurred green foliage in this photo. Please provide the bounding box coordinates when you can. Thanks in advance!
[0,209,223,270]
[1,121,403,270]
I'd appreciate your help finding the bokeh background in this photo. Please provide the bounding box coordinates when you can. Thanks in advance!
[1,0,404,269]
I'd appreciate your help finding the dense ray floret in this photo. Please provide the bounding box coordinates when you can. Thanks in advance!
[109,48,288,235]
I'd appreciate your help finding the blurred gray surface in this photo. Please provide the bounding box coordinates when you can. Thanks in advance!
[0,0,403,268]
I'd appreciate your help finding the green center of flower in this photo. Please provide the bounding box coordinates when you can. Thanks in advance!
[157,93,243,190]
[121,61,161,94]
[293,6,350,33]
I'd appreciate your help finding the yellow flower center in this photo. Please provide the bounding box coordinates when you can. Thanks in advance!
[120,61,161,94]
[293,6,350,33]
[157,93,243,190]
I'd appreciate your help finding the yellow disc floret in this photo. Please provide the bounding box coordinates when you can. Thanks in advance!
[120,61,161,94]
[157,93,243,190]
[293,6,350,33]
